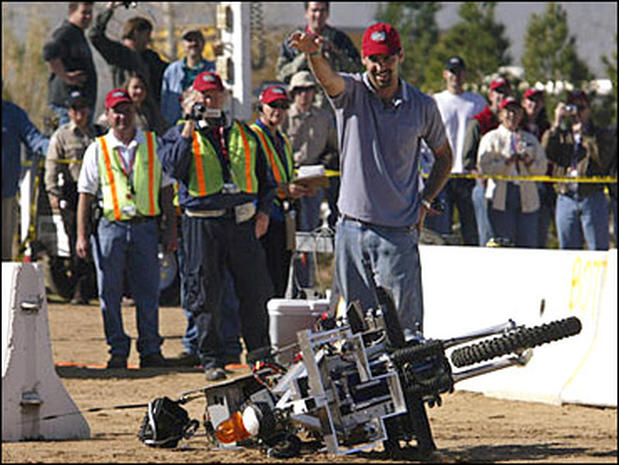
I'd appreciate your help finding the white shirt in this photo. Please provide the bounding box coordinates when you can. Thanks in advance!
[433,90,487,173]
[478,125,547,213]
[78,127,172,196]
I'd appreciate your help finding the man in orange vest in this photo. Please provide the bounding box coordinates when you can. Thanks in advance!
[76,88,177,369]
[157,72,277,381]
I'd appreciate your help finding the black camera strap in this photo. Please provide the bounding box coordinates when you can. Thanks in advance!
[196,124,233,184]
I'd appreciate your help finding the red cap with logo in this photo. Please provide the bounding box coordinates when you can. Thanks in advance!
[105,88,133,109]
[193,72,224,92]
[523,88,544,100]
[490,77,511,93]
[259,85,290,105]
[362,22,401,57]
[499,96,521,110]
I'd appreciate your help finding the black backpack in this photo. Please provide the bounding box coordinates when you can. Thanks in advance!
[138,397,199,448]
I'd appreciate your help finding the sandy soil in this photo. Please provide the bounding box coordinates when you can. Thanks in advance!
[2,298,616,463]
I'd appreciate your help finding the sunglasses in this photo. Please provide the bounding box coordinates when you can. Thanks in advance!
[268,101,289,110]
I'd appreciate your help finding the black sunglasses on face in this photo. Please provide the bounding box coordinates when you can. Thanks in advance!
[269,101,289,110]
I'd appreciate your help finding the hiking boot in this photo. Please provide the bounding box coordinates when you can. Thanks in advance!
[70,295,90,305]
[106,354,128,369]
[169,351,201,367]
[204,367,227,381]
[139,352,169,368]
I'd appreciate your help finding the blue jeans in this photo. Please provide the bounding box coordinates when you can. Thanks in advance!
[490,183,539,248]
[334,217,424,336]
[424,178,478,245]
[472,181,493,246]
[555,191,609,250]
[91,217,163,357]
[177,230,241,357]
[537,183,556,249]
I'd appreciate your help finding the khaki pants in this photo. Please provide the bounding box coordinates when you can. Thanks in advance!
[2,196,17,261]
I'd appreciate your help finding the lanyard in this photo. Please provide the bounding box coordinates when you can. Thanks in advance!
[114,145,138,194]
[197,124,233,183]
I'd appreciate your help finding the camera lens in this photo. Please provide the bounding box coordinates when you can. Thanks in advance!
[191,103,206,120]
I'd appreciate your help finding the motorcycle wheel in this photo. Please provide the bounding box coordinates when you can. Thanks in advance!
[450,317,582,368]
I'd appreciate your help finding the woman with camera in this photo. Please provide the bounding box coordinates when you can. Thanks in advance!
[478,96,547,247]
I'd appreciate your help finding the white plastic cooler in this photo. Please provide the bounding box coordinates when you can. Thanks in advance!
[267,298,330,364]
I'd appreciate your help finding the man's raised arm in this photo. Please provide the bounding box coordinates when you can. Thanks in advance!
[288,32,346,98]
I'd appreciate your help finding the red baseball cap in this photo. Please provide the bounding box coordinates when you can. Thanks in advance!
[105,88,133,109]
[193,72,224,92]
[362,22,401,57]
[259,85,290,105]
[490,77,511,93]
[499,96,521,110]
[523,88,544,100]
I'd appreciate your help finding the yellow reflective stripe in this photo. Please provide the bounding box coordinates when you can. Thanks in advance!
[146,132,156,215]
[98,136,122,221]
[236,122,253,192]
[192,132,208,196]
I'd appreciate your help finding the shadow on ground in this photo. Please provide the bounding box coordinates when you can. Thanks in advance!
[55,365,201,380]
[354,442,619,463]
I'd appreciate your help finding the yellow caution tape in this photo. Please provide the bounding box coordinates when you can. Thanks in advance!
[446,173,617,184]
[22,159,81,166]
[298,168,616,184]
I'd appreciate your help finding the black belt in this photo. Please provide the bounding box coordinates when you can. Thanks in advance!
[340,214,416,231]
[123,216,155,224]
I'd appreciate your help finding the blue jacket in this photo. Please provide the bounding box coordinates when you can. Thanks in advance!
[2,101,49,198]
[160,58,215,126]
[157,120,276,215]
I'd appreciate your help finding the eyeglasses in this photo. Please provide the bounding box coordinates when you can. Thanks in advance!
[268,101,289,110]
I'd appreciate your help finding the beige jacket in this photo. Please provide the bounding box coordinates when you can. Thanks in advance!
[478,125,547,213]
[281,104,338,168]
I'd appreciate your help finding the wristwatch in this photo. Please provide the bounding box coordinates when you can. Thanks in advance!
[421,199,433,210]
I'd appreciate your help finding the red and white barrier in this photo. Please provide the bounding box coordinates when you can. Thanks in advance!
[2,262,90,441]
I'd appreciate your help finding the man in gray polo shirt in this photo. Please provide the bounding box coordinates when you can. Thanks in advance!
[289,23,452,341]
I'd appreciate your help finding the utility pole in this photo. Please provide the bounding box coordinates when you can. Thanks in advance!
[161,2,176,61]
[216,2,251,121]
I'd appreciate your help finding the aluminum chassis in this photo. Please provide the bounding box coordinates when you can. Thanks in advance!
[180,313,537,457]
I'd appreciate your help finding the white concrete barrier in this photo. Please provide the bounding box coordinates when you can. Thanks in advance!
[2,262,90,441]
[420,246,617,407]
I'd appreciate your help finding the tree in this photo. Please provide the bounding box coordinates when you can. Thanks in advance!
[522,3,591,86]
[424,2,511,93]
[375,2,441,88]
[2,4,51,131]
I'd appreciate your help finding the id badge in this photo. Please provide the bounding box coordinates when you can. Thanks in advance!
[222,183,240,195]
[234,202,256,224]
[122,205,137,217]
[285,210,297,251]
[567,168,578,192]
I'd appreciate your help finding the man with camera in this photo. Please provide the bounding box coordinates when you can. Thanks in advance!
[157,72,277,381]
[542,90,614,250]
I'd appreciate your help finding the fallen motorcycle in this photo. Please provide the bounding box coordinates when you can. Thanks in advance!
[137,283,582,459]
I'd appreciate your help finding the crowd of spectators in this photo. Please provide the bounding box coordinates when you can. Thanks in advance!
[2,2,616,375]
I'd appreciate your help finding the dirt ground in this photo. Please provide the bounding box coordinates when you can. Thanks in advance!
[2,298,616,463]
